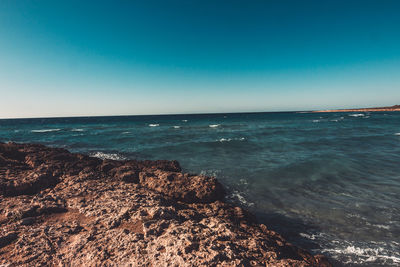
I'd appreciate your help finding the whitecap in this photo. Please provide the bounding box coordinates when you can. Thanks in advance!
[299,232,324,240]
[71,128,84,132]
[122,131,131,134]
[90,152,125,161]
[312,120,320,123]
[148,124,159,127]
[394,133,400,136]
[219,137,245,142]
[228,191,254,207]
[321,245,400,264]
[349,113,365,117]
[31,129,61,133]
[209,124,220,128]
[173,126,180,129]
[182,119,188,122]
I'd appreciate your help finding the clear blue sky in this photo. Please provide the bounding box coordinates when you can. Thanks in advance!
[0,0,399,118]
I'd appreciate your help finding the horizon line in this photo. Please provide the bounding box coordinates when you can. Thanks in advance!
[1,103,399,120]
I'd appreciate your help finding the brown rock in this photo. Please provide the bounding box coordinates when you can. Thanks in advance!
[0,142,331,266]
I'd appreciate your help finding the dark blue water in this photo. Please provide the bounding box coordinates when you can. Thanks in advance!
[1,112,399,266]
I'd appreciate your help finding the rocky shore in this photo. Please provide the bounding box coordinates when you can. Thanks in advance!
[0,142,330,266]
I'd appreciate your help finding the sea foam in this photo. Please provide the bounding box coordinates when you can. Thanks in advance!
[31,129,61,133]
[349,113,365,117]
[90,152,125,161]
[219,137,245,142]
[149,124,159,127]
[321,245,400,265]
[209,124,220,128]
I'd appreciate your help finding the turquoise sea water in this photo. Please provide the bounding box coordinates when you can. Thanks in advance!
[1,111,399,266]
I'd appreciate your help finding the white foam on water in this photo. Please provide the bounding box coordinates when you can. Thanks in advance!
[182,120,188,122]
[239,178,248,185]
[365,222,390,230]
[209,124,220,128]
[173,126,180,129]
[322,245,400,265]
[394,133,400,136]
[229,191,254,207]
[331,117,344,122]
[219,137,245,142]
[299,232,325,241]
[71,128,84,132]
[312,120,320,123]
[90,152,126,161]
[199,169,221,178]
[349,113,365,117]
[148,124,159,127]
[31,129,61,133]
[122,131,131,134]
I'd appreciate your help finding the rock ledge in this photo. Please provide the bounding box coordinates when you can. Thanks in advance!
[0,142,330,266]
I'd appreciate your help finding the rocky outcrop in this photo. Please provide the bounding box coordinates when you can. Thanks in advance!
[0,142,330,266]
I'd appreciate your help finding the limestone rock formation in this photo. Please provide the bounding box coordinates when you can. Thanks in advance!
[0,142,330,266]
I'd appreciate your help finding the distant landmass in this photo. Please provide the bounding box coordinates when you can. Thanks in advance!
[313,104,400,113]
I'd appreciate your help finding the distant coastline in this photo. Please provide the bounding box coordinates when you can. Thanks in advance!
[313,104,400,113]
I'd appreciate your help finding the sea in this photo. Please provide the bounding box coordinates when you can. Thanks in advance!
[1,111,399,266]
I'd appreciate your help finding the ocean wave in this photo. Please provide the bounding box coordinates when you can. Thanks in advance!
[173,126,181,129]
[331,117,344,122]
[148,124,159,127]
[349,113,365,117]
[122,131,131,134]
[228,191,254,207]
[209,124,220,128]
[394,133,400,136]
[71,128,84,132]
[312,120,320,123]
[299,232,325,241]
[365,222,390,230]
[321,245,400,265]
[31,129,61,133]
[199,169,221,177]
[219,137,245,142]
[182,120,188,122]
[90,152,126,161]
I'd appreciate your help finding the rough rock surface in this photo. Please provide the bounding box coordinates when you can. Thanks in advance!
[0,142,331,266]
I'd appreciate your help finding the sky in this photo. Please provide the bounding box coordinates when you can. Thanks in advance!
[0,0,399,118]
